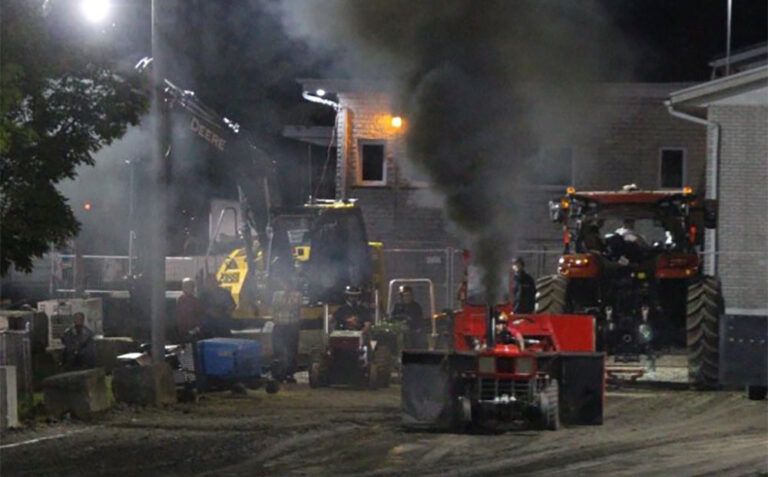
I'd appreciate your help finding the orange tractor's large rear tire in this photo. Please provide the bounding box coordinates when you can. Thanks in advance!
[686,276,723,387]
[535,275,569,314]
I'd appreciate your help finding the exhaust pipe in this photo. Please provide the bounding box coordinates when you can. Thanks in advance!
[486,304,495,348]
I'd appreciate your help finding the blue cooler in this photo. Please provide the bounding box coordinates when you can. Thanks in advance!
[196,338,262,380]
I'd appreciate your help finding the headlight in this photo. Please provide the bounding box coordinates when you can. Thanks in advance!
[478,356,495,373]
[515,356,535,375]
[638,323,653,343]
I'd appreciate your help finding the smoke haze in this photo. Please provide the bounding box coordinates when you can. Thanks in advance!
[279,0,632,302]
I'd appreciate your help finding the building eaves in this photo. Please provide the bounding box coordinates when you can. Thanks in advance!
[282,125,335,146]
[298,78,397,95]
[668,65,768,109]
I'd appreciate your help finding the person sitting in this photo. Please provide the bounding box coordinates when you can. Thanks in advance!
[611,218,649,262]
[332,286,372,332]
[61,312,95,370]
[393,286,428,348]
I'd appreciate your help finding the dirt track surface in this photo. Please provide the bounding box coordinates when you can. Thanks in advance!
[2,382,767,476]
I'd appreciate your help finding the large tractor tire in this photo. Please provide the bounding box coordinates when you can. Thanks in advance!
[686,276,724,387]
[535,275,569,314]
[539,379,560,431]
[374,344,393,388]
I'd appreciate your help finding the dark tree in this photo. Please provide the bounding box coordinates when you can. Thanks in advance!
[0,0,147,274]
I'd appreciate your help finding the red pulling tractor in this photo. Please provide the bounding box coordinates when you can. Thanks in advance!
[401,298,604,431]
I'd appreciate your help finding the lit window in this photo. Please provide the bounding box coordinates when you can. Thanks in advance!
[660,148,685,188]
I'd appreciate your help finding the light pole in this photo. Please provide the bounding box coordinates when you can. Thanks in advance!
[149,0,168,363]
[79,0,167,362]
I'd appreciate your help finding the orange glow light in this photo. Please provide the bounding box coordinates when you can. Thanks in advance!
[83,202,92,211]
[391,116,403,128]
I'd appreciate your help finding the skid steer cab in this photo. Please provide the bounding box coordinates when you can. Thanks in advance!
[309,286,393,389]
[401,302,604,432]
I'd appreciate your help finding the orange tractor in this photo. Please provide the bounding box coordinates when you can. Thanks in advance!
[401,284,604,431]
[536,186,721,385]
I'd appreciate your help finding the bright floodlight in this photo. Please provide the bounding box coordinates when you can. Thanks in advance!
[316,89,326,97]
[80,0,110,23]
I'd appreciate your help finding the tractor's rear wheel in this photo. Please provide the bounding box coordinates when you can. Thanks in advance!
[747,385,767,401]
[539,379,560,431]
[686,276,723,387]
[374,344,393,388]
[535,275,569,314]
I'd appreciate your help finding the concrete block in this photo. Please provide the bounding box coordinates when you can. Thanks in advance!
[93,337,137,373]
[112,363,177,406]
[42,368,109,419]
[0,366,19,430]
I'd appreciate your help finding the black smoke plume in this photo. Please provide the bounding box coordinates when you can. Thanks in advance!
[280,0,631,302]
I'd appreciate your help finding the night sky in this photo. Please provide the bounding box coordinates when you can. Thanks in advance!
[43,0,767,255]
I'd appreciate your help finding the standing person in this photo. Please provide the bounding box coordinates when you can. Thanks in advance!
[271,279,302,383]
[392,286,427,348]
[61,312,95,370]
[511,257,536,314]
[176,277,203,340]
[200,274,235,337]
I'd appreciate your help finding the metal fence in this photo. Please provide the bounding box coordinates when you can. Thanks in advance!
[50,254,226,294]
[27,248,768,316]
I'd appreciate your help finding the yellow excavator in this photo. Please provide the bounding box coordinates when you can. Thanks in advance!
[214,197,385,369]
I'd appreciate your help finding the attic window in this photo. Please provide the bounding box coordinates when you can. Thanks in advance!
[359,141,386,185]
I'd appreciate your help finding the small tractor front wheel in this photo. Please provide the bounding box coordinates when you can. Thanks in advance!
[265,379,279,394]
[308,352,329,388]
[374,344,393,388]
[367,363,379,390]
[539,379,560,431]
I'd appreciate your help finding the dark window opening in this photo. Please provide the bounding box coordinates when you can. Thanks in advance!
[660,149,684,188]
[361,142,385,182]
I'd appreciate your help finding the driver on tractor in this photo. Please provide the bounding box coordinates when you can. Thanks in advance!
[393,286,427,348]
[332,286,372,332]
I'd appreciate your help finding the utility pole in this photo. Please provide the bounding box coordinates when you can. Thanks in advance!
[149,0,168,363]
[726,0,732,76]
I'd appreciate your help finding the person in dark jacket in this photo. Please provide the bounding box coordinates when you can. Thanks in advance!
[511,257,536,313]
[392,286,427,348]
[199,274,235,337]
[332,286,371,332]
[61,312,95,370]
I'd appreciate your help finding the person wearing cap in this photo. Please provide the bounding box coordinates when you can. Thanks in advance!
[332,286,372,332]
[511,257,536,314]
[392,286,427,348]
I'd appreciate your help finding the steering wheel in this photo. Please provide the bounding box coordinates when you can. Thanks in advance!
[389,313,410,322]
[512,315,536,325]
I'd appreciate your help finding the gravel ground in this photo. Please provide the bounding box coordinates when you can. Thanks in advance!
[2,374,766,476]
